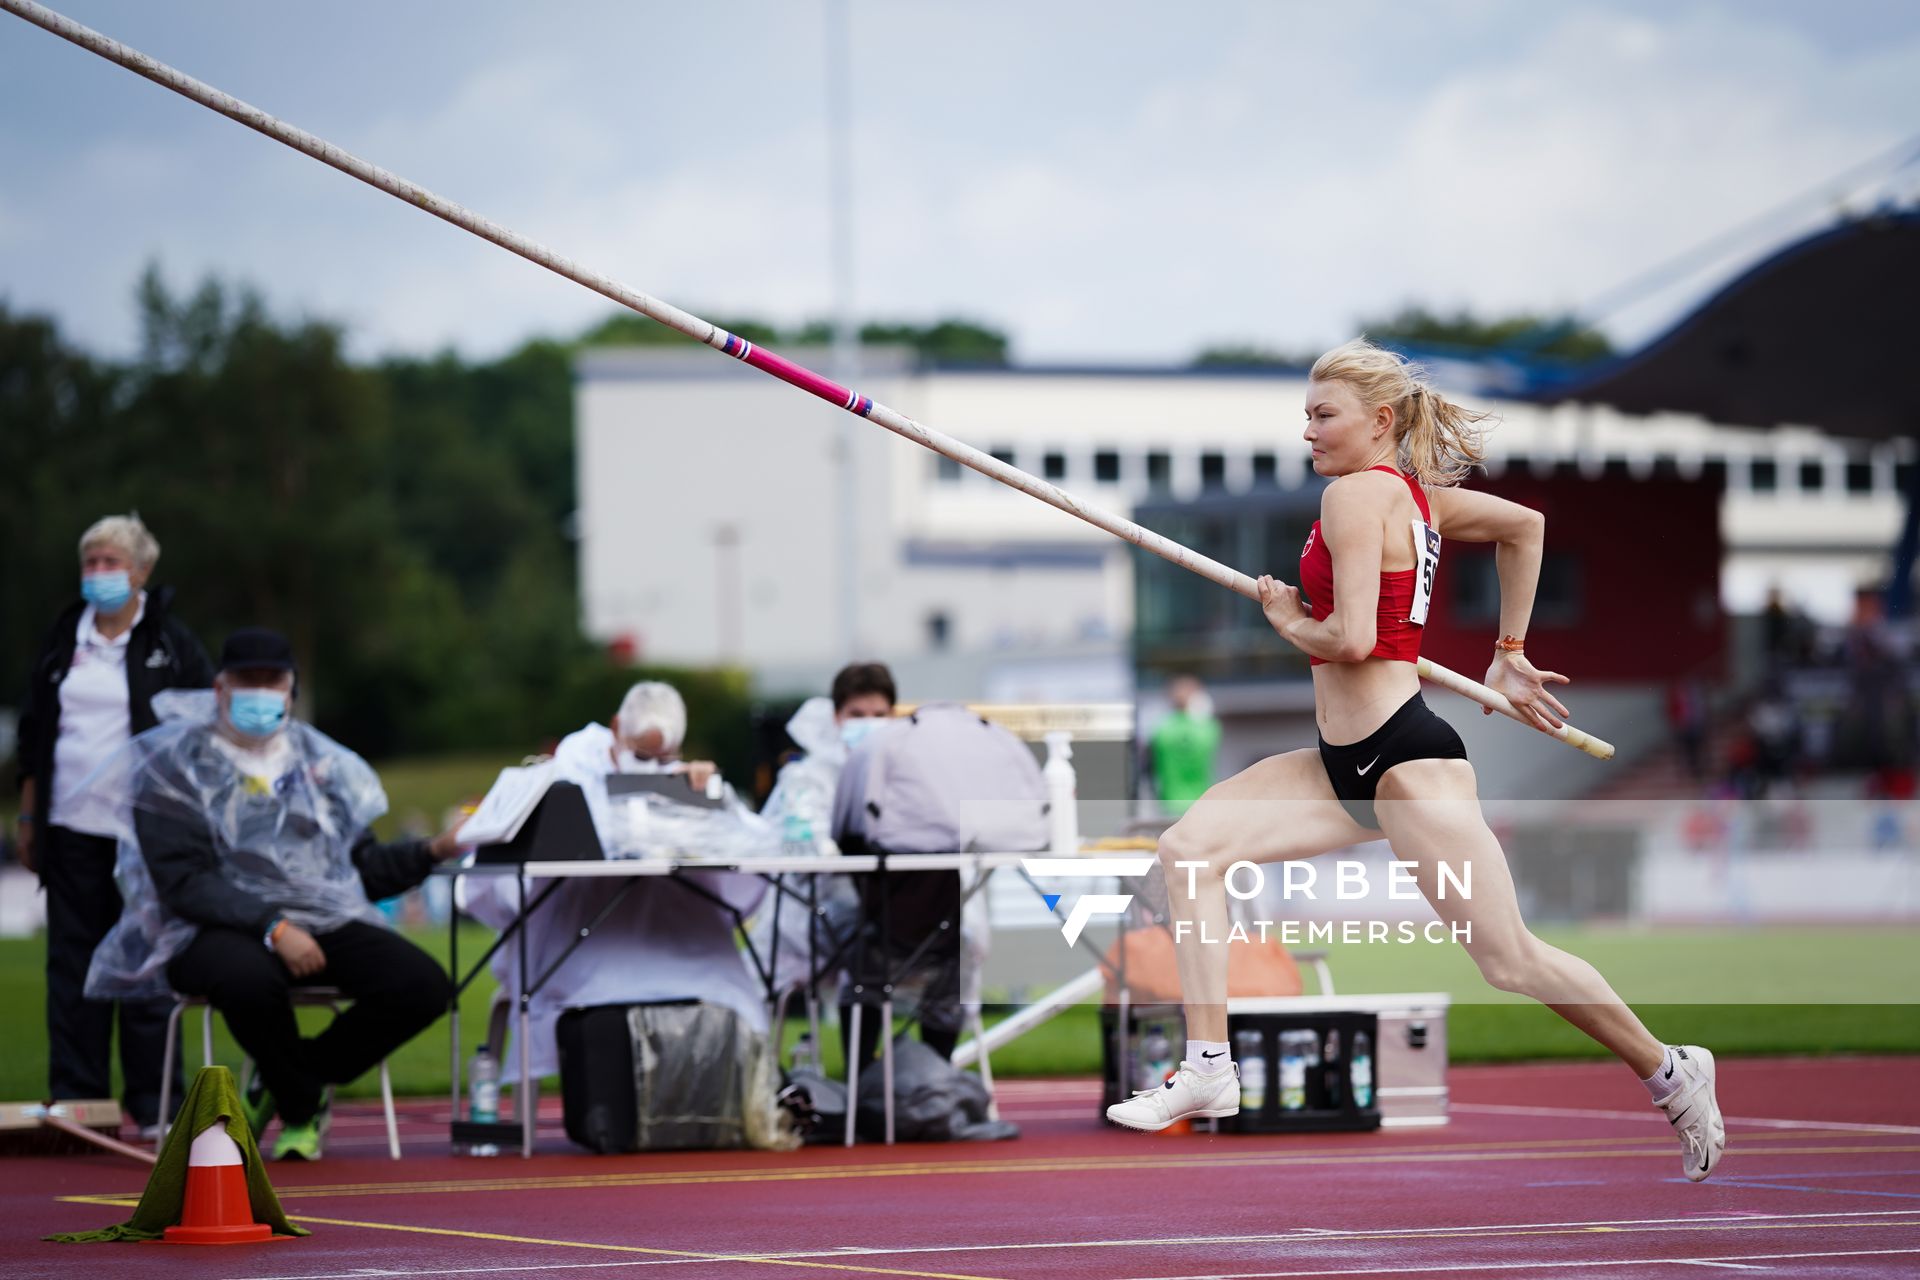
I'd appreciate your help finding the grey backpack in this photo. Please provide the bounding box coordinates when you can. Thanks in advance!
[857,703,1049,854]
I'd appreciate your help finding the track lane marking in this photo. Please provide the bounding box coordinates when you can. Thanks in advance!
[57,1137,1919,1204]
[207,1210,1920,1278]
[1111,1246,1920,1279]
[1452,1102,1920,1136]
[277,1214,1004,1280]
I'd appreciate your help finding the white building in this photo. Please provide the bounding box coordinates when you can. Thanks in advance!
[575,346,1911,698]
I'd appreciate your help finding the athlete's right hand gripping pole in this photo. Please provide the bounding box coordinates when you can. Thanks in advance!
[0,0,1614,762]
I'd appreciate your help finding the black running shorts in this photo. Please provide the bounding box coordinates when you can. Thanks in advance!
[1317,692,1468,830]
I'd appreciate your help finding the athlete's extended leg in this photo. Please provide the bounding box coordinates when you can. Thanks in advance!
[1108,750,1371,1132]
[1375,758,1725,1179]
[1159,749,1374,1039]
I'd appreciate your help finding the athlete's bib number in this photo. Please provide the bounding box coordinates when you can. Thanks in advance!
[1407,519,1441,626]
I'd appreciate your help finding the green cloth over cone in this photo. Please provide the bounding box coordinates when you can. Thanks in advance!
[47,1065,308,1243]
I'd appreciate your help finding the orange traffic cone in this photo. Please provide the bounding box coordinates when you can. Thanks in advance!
[162,1123,274,1244]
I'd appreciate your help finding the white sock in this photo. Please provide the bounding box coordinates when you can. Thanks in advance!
[1187,1040,1231,1073]
[1642,1045,1681,1102]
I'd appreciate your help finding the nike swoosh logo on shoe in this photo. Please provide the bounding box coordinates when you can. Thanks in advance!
[1357,755,1381,776]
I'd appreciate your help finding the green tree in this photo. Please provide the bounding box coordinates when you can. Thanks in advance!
[0,305,122,701]
[1191,344,1314,369]
[1358,306,1614,362]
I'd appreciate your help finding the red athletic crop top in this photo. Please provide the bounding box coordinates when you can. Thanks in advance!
[1297,465,1437,666]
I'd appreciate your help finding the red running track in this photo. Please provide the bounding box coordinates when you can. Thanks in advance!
[8,1056,1919,1280]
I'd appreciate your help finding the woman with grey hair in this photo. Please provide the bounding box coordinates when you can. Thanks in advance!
[15,514,213,1138]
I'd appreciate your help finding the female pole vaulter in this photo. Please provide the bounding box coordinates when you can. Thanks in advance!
[1106,339,1725,1184]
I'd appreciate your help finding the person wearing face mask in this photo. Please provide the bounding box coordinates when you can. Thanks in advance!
[120,628,468,1161]
[746,663,898,997]
[14,514,212,1139]
[458,680,774,1090]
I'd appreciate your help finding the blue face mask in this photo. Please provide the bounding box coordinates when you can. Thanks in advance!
[840,718,884,751]
[81,571,133,612]
[228,688,290,737]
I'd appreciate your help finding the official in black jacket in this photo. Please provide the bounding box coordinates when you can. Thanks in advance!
[14,514,212,1134]
[143,628,465,1161]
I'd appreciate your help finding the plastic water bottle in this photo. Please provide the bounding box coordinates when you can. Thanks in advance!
[1043,732,1079,855]
[1351,1031,1374,1109]
[791,1031,817,1076]
[1279,1030,1308,1110]
[1233,1029,1266,1111]
[1140,1023,1174,1091]
[468,1046,500,1124]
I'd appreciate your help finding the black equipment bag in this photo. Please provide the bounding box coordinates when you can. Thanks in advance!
[556,1000,754,1153]
[556,1003,643,1154]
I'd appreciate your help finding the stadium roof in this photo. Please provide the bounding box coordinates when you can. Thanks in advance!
[1535,209,1920,442]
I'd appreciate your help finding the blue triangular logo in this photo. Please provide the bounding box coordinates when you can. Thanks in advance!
[1043,894,1062,911]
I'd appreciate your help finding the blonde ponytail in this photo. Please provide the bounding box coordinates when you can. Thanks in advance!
[1309,339,1494,486]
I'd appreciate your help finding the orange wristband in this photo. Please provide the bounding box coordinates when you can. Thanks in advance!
[1495,635,1526,653]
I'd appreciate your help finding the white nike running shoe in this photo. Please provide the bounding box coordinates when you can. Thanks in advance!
[1106,1061,1240,1132]
[1655,1045,1726,1182]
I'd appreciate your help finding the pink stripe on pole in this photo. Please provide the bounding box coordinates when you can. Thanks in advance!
[742,346,853,408]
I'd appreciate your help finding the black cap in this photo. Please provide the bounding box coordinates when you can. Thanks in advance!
[219,627,296,674]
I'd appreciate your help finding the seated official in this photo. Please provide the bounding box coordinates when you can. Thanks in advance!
[128,628,466,1161]
[747,662,897,995]
[461,681,771,1083]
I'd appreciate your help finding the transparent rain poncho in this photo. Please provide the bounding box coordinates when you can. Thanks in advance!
[746,697,864,994]
[83,689,391,1001]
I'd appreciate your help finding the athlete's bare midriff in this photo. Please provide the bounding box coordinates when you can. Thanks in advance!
[1311,477,1431,746]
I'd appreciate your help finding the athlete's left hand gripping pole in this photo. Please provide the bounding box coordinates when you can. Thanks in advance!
[2,0,1614,761]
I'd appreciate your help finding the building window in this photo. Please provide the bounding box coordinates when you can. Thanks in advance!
[1252,452,1277,486]
[1701,457,1728,488]
[1898,460,1916,495]
[1651,455,1679,481]
[1453,551,1581,626]
[1844,459,1874,495]
[1749,457,1778,493]
[989,445,1016,471]
[1302,456,1320,484]
[1043,451,1068,481]
[935,454,961,483]
[1145,451,1172,493]
[1199,452,1226,490]
[1798,459,1824,492]
[1094,450,1121,483]
[926,610,951,651]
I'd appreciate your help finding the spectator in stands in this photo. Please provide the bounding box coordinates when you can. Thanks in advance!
[1665,678,1709,781]
[1760,586,1812,671]
[16,514,212,1139]
[1747,680,1800,795]
[107,628,467,1160]
[1148,676,1221,817]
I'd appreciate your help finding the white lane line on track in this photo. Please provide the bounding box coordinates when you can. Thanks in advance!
[219,1245,1920,1280]
[220,1208,1920,1280]
[237,1207,1920,1275]
[1116,1248,1920,1280]
[1450,1102,1920,1135]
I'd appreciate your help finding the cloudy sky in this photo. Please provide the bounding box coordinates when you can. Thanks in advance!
[2,0,1916,365]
